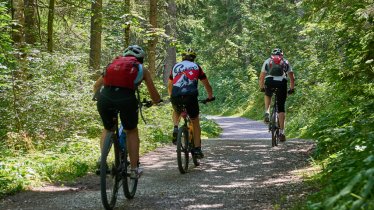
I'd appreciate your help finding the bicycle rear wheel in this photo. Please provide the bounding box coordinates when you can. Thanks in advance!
[270,112,278,147]
[275,114,280,146]
[177,127,189,174]
[122,147,138,199]
[100,132,121,210]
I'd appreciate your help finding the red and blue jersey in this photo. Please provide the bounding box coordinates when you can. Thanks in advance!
[169,60,206,97]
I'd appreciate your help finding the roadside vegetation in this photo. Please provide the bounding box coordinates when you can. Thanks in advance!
[1,0,373,209]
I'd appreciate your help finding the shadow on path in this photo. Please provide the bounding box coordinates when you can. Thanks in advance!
[0,116,315,210]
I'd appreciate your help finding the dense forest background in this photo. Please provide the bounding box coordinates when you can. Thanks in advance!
[0,0,373,209]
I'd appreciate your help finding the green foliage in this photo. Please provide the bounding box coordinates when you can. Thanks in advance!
[0,136,99,198]
[176,0,374,209]
[1,51,98,151]
[200,116,221,138]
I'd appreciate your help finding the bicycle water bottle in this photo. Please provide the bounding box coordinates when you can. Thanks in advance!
[118,125,126,151]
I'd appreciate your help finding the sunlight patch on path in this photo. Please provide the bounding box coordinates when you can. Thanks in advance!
[206,116,270,140]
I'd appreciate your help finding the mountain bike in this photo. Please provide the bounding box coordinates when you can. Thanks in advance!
[99,99,153,210]
[176,97,215,174]
[269,88,280,147]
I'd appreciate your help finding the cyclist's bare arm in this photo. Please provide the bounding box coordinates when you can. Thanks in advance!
[288,71,295,89]
[93,76,104,93]
[143,68,161,104]
[259,72,266,89]
[200,78,214,99]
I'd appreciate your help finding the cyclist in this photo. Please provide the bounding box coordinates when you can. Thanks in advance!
[259,48,295,142]
[168,48,214,158]
[93,45,161,178]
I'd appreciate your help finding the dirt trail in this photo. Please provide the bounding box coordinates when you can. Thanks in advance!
[0,116,315,210]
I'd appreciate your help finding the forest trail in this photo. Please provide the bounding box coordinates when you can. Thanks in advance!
[0,116,316,210]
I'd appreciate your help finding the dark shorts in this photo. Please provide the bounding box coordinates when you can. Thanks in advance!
[170,95,199,119]
[97,86,138,130]
[265,77,287,113]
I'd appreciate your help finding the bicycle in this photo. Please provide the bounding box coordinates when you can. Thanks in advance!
[99,99,153,210]
[268,88,280,147]
[176,97,215,174]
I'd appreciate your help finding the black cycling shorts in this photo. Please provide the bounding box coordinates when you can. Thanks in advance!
[264,77,287,113]
[170,95,199,119]
[97,86,138,130]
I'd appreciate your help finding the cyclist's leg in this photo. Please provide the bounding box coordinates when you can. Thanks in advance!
[277,80,287,129]
[264,77,274,122]
[265,95,271,113]
[125,127,139,169]
[185,95,204,157]
[170,96,183,144]
[116,91,139,170]
[97,93,116,151]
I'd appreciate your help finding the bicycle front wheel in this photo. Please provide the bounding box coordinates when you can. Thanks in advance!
[177,127,189,174]
[122,147,138,199]
[100,132,121,210]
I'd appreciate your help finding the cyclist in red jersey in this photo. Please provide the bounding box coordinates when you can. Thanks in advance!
[94,45,161,178]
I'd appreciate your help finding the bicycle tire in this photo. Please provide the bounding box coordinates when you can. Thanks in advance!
[177,127,189,174]
[275,114,280,146]
[122,146,138,199]
[271,111,277,147]
[100,132,121,210]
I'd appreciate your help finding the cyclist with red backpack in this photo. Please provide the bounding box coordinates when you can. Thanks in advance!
[93,45,161,178]
[259,48,295,142]
[168,48,214,158]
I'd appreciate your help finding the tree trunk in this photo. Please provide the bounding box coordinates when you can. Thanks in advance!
[124,0,130,47]
[148,0,157,78]
[11,0,25,44]
[89,0,102,78]
[24,0,37,44]
[164,0,176,86]
[47,0,55,52]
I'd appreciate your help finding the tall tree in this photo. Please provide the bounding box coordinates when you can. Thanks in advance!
[148,0,157,78]
[24,0,37,44]
[11,0,25,44]
[124,0,130,47]
[89,0,102,77]
[163,0,176,85]
[47,0,55,52]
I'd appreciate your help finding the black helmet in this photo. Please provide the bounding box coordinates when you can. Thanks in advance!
[271,48,283,56]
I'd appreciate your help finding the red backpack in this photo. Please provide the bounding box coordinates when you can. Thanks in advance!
[269,55,286,76]
[103,56,140,90]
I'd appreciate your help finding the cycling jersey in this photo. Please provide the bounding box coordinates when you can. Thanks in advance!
[169,60,207,97]
[261,58,293,81]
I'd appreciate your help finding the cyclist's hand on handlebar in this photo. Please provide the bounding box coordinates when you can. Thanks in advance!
[92,89,101,101]
[153,99,164,105]
[288,88,295,95]
[142,99,153,108]
[201,96,215,104]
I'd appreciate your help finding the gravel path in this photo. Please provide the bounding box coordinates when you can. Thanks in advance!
[0,116,315,210]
